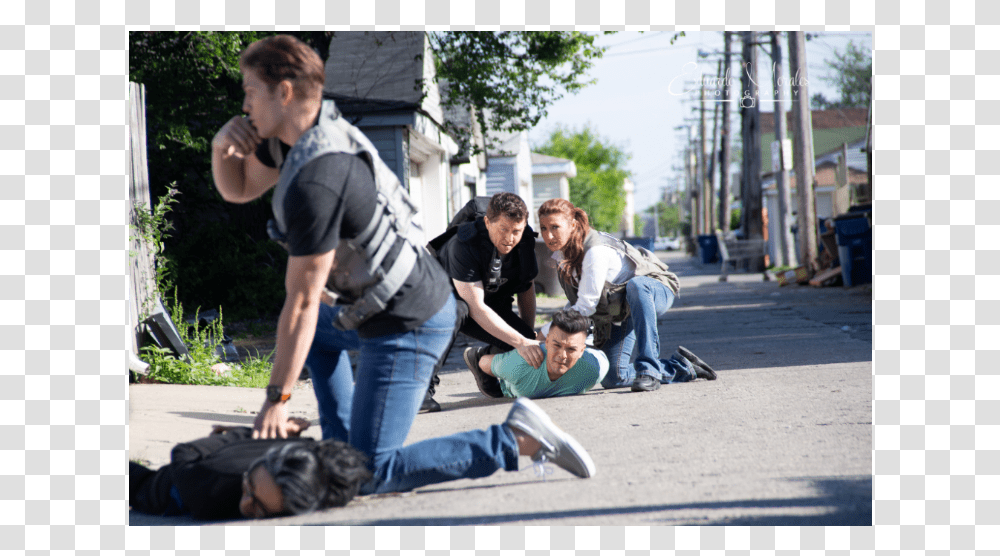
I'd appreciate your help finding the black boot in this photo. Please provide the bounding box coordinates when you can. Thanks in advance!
[419,372,442,413]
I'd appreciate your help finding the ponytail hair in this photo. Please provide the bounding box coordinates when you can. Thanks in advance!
[255,438,372,516]
[538,198,591,288]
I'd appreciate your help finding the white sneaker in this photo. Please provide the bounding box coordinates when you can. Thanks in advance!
[504,397,596,479]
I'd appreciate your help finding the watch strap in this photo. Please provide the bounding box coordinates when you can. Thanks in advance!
[266,385,291,403]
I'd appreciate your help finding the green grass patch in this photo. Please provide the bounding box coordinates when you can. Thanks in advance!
[140,290,274,388]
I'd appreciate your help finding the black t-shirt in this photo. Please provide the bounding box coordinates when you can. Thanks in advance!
[256,140,451,337]
[436,217,538,307]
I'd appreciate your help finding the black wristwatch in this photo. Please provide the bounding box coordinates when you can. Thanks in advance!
[265,385,291,403]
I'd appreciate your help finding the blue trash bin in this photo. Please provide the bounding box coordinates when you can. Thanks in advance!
[834,214,872,287]
[697,234,719,264]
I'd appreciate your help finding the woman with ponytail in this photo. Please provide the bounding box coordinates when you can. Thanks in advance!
[537,199,718,392]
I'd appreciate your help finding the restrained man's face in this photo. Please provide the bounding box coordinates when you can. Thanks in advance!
[545,326,587,375]
[484,215,526,256]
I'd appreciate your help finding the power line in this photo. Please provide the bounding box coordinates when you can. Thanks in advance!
[602,31,667,49]
[602,40,717,58]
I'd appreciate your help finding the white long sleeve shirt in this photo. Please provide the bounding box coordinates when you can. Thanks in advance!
[541,246,636,335]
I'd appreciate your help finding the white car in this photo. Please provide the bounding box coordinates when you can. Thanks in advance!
[654,237,681,251]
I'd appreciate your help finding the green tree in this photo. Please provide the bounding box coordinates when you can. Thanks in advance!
[535,125,631,232]
[646,201,682,237]
[429,32,608,152]
[812,40,872,109]
[129,31,300,320]
[129,31,608,318]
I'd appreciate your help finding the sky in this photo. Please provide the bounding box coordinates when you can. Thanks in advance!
[526,31,873,213]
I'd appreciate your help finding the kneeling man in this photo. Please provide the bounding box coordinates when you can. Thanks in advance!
[464,309,609,399]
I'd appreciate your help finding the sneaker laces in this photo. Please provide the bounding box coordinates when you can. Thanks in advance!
[532,454,553,481]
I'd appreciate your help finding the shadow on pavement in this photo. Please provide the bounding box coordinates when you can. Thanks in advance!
[129,475,871,527]
[305,475,872,526]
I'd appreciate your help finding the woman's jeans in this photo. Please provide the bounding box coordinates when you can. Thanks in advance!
[306,293,520,494]
[600,276,697,388]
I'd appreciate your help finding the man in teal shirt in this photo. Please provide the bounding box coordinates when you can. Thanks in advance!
[464,309,609,399]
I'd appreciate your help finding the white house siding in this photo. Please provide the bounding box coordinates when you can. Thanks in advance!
[532,175,561,214]
[486,161,517,196]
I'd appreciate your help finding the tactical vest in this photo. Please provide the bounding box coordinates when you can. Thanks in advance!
[267,100,425,330]
[453,217,538,298]
[557,229,680,347]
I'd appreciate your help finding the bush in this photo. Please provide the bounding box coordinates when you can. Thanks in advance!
[168,219,288,322]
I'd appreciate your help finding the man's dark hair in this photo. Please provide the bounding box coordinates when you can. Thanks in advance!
[550,309,591,336]
[485,192,528,223]
[239,34,325,101]
[254,439,372,516]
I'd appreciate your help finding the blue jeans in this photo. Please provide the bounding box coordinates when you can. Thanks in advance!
[600,276,697,388]
[307,294,520,494]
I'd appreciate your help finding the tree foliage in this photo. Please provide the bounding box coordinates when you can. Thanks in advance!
[646,201,682,237]
[535,125,631,233]
[812,40,871,110]
[128,31,310,320]
[429,32,608,152]
[129,31,608,318]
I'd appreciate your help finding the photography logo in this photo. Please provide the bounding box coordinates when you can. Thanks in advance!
[668,61,808,106]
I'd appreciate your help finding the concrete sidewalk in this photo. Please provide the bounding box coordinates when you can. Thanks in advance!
[129,251,872,526]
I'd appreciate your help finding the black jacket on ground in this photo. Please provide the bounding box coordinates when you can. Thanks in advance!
[129,428,311,521]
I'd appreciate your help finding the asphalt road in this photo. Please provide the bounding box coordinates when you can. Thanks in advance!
[129,251,872,526]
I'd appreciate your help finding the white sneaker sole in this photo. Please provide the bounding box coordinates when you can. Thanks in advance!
[508,398,596,479]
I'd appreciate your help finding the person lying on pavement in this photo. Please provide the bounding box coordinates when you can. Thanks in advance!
[464,308,609,400]
[129,418,371,521]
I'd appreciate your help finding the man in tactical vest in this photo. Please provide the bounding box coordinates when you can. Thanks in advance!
[425,193,543,409]
[209,35,596,494]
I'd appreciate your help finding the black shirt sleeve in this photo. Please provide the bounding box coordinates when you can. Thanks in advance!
[281,154,376,257]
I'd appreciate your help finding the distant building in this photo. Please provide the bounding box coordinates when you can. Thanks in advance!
[761,138,869,261]
[324,32,484,240]
[531,152,576,223]
[620,178,635,236]
[758,107,868,169]
[484,132,575,230]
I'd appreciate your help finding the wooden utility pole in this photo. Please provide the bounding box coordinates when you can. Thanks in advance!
[699,82,709,235]
[788,31,818,271]
[708,60,721,234]
[685,133,698,254]
[770,31,797,268]
[740,31,765,270]
[720,31,733,233]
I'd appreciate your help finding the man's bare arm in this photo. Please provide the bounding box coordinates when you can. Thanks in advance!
[516,282,536,330]
[254,250,334,438]
[211,116,280,204]
[453,279,544,368]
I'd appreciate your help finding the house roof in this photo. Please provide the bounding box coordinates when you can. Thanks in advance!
[324,31,444,126]
[531,152,576,178]
[438,80,471,130]
[326,93,419,116]
[814,138,868,172]
[531,152,571,165]
[487,131,525,157]
[759,107,867,134]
